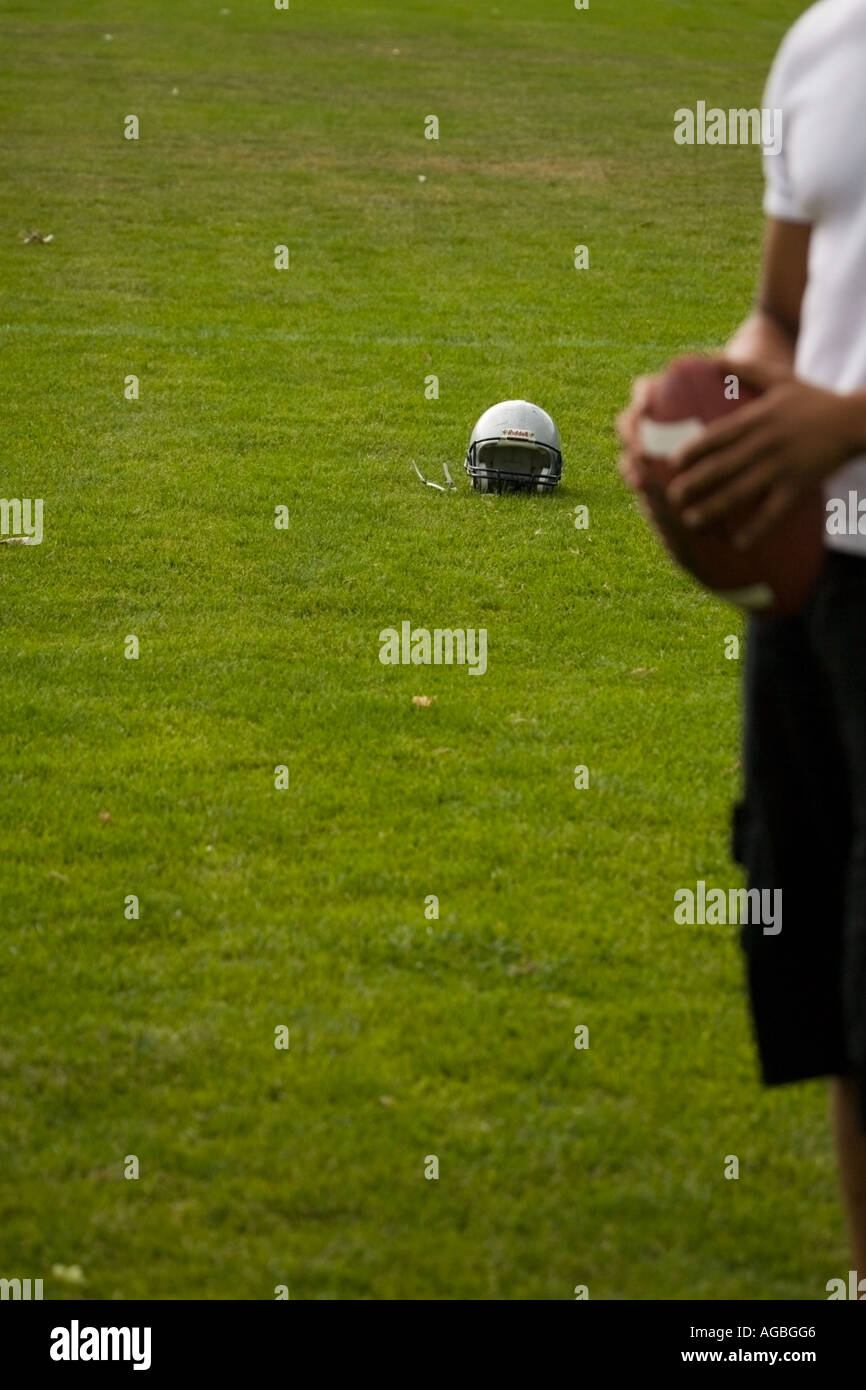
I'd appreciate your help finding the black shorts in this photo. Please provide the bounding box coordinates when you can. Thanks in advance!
[734,550,866,1114]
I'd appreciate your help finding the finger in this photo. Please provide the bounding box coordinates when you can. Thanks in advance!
[616,409,638,448]
[679,456,781,529]
[669,397,772,471]
[618,449,656,493]
[618,449,642,488]
[667,430,776,507]
[630,375,655,411]
[732,484,798,549]
[616,375,656,447]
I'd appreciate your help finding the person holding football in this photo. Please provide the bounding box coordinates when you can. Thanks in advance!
[618,0,866,1277]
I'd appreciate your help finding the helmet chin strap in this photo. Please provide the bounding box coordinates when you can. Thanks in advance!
[411,460,457,492]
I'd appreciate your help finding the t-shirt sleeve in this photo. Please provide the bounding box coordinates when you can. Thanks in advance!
[762,29,811,223]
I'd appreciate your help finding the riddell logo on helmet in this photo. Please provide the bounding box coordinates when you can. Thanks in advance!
[501,428,534,440]
[379,622,487,676]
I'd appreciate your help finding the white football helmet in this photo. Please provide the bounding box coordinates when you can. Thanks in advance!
[464,400,562,493]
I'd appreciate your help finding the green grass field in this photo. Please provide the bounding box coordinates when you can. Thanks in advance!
[0,0,837,1300]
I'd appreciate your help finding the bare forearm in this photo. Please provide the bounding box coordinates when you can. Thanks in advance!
[722,311,866,457]
[725,308,797,373]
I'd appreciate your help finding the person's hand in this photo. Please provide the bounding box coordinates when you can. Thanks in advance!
[616,375,655,492]
[667,359,866,548]
[616,374,687,544]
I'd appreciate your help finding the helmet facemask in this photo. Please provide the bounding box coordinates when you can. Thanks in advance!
[468,439,561,494]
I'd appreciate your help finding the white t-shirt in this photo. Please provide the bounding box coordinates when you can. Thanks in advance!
[763,0,866,554]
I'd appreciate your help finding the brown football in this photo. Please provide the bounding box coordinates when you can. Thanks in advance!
[637,355,825,618]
